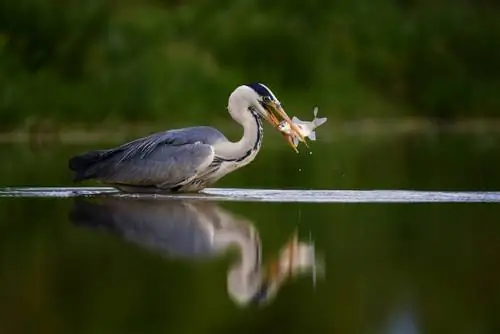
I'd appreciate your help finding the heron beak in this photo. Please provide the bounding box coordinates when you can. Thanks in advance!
[262,101,306,150]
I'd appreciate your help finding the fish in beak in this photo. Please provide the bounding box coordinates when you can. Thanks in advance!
[261,100,306,151]
[277,106,328,153]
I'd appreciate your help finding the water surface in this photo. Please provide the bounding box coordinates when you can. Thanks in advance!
[0,134,499,333]
[2,187,500,203]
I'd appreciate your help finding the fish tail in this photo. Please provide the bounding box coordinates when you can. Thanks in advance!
[314,117,327,127]
[313,106,319,117]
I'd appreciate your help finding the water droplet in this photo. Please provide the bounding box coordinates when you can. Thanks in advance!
[298,168,302,172]
[309,151,312,155]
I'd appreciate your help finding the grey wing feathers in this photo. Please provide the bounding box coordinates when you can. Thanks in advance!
[102,142,215,188]
[118,126,227,161]
[69,126,225,187]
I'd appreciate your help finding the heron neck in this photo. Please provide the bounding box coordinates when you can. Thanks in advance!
[214,107,263,160]
[239,109,263,152]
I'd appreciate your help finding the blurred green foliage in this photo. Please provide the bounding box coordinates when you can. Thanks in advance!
[0,0,499,130]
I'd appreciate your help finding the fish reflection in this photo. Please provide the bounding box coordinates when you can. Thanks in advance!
[69,197,322,306]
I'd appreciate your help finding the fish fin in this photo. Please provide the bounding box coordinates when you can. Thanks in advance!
[292,136,299,147]
[292,116,301,123]
[314,117,327,127]
[308,131,316,141]
[313,106,319,117]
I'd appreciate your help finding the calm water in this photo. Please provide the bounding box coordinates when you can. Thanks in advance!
[0,133,499,334]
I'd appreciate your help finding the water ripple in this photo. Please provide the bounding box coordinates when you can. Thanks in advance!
[1,187,500,203]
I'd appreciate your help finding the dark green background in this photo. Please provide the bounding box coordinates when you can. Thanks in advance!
[1,0,499,129]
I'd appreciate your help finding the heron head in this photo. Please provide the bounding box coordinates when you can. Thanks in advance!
[243,82,306,150]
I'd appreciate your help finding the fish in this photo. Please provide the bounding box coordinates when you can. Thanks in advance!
[278,106,328,150]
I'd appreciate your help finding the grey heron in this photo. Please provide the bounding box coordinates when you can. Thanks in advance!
[70,197,321,306]
[68,83,304,193]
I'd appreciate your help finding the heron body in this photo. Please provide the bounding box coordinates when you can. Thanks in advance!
[69,83,301,193]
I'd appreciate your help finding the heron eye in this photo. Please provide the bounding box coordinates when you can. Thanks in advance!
[262,96,272,103]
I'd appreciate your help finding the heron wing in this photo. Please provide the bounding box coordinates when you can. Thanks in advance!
[70,126,225,187]
[97,142,215,188]
[117,126,228,161]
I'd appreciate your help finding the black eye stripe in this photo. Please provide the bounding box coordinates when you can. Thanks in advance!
[245,82,274,99]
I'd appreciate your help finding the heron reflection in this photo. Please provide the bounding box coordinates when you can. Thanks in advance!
[69,197,322,306]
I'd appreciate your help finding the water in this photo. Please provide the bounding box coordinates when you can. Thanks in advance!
[2,187,500,202]
[0,134,500,333]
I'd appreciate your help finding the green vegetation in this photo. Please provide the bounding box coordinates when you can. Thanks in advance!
[0,0,499,130]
